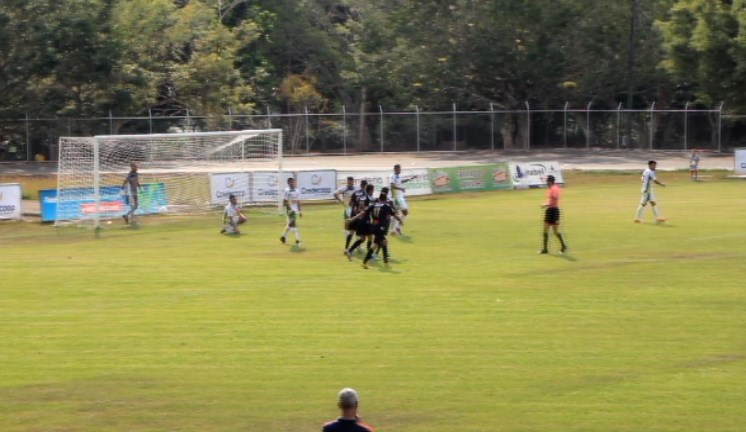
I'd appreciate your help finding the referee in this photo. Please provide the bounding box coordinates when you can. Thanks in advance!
[539,175,568,254]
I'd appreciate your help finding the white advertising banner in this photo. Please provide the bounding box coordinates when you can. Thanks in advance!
[735,148,746,175]
[338,168,432,196]
[0,183,22,220]
[509,161,564,189]
[252,171,295,202]
[209,172,251,205]
[296,170,337,200]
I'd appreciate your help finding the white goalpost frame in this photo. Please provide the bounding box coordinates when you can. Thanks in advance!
[57,129,284,229]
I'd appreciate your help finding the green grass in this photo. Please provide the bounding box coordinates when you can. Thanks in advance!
[1,172,745,432]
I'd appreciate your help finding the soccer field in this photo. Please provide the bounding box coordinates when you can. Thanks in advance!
[1,171,745,432]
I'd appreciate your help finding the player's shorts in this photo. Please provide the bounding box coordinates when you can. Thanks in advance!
[690,163,699,170]
[344,207,352,219]
[355,221,371,236]
[544,207,560,225]
[395,195,408,211]
[287,210,298,227]
[640,191,656,206]
[373,225,388,244]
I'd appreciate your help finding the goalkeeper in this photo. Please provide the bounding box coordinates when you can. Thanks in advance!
[221,194,247,235]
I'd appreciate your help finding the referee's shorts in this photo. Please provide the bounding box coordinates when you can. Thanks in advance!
[544,207,560,225]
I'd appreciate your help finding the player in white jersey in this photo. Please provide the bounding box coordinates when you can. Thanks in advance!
[334,176,357,251]
[390,164,417,235]
[280,177,303,245]
[689,149,700,181]
[635,160,667,223]
[121,162,142,225]
[221,194,247,234]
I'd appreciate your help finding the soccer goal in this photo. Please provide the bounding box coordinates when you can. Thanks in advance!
[56,129,283,228]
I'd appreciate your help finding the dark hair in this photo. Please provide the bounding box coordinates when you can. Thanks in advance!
[229,194,236,200]
[365,184,375,193]
[347,176,354,181]
[287,177,294,184]
[546,175,555,183]
[360,179,368,187]
[381,186,389,193]
[648,160,657,165]
[394,164,401,169]
[379,192,388,200]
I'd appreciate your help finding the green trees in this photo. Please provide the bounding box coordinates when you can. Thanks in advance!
[0,0,741,142]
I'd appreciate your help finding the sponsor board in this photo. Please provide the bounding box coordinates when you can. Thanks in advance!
[296,170,337,200]
[428,163,512,193]
[337,169,432,196]
[510,161,564,189]
[209,172,251,205]
[40,183,169,222]
[252,171,296,202]
[735,148,746,175]
[0,183,22,220]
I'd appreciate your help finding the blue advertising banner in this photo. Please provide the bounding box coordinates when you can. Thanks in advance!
[40,183,169,222]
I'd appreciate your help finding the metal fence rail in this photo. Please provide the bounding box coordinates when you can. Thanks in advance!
[1,103,741,162]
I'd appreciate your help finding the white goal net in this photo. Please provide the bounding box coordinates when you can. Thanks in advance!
[56,129,283,227]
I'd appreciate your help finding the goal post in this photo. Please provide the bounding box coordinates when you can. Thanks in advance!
[56,129,284,228]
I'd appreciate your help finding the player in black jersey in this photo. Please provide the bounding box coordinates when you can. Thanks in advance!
[345,183,375,260]
[348,191,402,268]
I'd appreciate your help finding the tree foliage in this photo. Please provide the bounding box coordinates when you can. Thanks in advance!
[0,0,741,124]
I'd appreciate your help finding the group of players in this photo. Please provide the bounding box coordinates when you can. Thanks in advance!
[219,164,416,269]
[334,164,415,269]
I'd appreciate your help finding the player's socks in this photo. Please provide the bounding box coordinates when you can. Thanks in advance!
[382,245,389,263]
[345,233,353,249]
[542,232,549,251]
[348,238,364,253]
[636,205,645,220]
[652,205,662,219]
[556,233,567,252]
[294,228,302,243]
[366,238,372,251]
[363,248,374,264]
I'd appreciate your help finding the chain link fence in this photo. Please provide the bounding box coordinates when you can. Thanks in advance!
[1,104,742,162]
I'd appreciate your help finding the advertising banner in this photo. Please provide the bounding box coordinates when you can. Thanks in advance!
[427,163,512,193]
[337,168,432,196]
[735,148,746,175]
[39,183,168,222]
[509,161,564,189]
[0,183,22,220]
[251,171,295,202]
[209,172,251,205]
[296,170,337,200]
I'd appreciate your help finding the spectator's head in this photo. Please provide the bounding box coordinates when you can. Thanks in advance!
[337,388,359,417]
[648,160,657,170]
[347,176,354,186]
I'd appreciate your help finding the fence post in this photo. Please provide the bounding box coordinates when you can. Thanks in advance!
[616,102,622,150]
[416,105,421,153]
[109,110,114,135]
[304,105,310,153]
[683,101,689,151]
[563,102,568,149]
[266,106,272,128]
[586,101,592,149]
[649,102,655,150]
[525,101,530,150]
[342,105,347,155]
[718,101,724,153]
[489,103,495,151]
[228,106,233,131]
[25,113,31,161]
[149,108,153,134]
[452,102,457,151]
[379,105,384,153]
